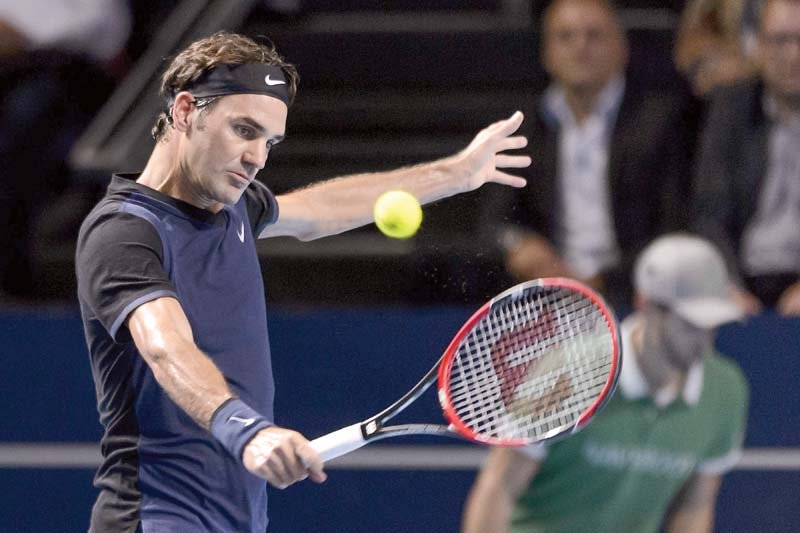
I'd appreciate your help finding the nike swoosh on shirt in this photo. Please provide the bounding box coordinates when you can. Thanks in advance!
[264,75,286,86]
[228,416,256,427]
[237,222,245,243]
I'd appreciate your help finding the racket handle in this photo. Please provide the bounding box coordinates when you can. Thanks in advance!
[309,423,366,463]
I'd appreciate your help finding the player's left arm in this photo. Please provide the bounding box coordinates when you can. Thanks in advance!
[664,473,722,533]
[259,111,530,241]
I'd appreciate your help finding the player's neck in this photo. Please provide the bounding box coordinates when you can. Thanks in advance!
[138,139,224,213]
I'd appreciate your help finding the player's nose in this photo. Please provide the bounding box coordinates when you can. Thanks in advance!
[243,141,268,170]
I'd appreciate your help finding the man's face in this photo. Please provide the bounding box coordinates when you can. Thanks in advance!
[542,0,628,92]
[182,94,287,209]
[758,0,800,102]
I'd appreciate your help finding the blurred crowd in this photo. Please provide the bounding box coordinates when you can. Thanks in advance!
[1,0,799,321]
[0,0,179,304]
[0,0,130,302]
[485,0,800,318]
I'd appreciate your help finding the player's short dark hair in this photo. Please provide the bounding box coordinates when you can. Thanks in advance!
[152,31,299,142]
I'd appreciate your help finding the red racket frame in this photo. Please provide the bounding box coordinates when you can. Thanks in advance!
[437,277,621,446]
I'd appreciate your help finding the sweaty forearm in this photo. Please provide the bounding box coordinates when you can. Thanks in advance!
[289,157,458,240]
[144,339,233,429]
[127,297,235,430]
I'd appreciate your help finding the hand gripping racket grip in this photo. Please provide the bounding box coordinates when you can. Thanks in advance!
[309,423,366,463]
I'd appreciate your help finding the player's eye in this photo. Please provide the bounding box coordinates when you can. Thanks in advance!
[235,125,256,139]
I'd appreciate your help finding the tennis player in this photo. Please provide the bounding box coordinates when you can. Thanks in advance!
[462,234,749,533]
[75,32,530,532]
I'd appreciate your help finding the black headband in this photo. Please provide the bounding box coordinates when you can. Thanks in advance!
[166,63,291,110]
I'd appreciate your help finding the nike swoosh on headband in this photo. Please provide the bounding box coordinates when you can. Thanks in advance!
[265,75,286,86]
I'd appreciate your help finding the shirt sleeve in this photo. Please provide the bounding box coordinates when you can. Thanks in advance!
[76,208,178,343]
[243,179,279,236]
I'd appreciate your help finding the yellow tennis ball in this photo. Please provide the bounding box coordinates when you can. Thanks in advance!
[373,190,423,239]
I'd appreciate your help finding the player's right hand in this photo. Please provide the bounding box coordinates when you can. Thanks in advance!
[242,426,327,488]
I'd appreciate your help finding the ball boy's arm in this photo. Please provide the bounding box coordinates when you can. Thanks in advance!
[664,473,722,533]
[462,447,541,533]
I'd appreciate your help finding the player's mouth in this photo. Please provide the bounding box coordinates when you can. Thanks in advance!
[228,171,251,187]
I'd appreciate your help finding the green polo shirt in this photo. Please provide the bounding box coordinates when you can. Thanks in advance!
[509,315,749,533]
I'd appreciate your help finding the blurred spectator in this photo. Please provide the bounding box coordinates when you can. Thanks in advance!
[0,0,130,302]
[463,233,749,533]
[0,1,130,63]
[674,0,761,96]
[482,0,692,312]
[692,0,800,316]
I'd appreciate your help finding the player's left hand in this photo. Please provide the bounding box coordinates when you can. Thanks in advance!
[777,281,800,316]
[456,111,531,191]
[243,426,327,489]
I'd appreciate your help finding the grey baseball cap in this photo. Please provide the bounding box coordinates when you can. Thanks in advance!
[634,233,745,328]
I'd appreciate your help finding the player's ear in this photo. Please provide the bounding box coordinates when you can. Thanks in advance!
[171,91,195,133]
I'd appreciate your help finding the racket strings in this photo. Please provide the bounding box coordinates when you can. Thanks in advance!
[458,357,609,440]
[446,286,614,443]
[507,358,610,435]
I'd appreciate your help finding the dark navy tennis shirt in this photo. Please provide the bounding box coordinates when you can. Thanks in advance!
[76,174,279,532]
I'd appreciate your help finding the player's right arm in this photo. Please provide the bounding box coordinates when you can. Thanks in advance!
[462,447,540,533]
[128,297,231,426]
[127,296,325,487]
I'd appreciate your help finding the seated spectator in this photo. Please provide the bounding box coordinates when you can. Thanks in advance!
[675,0,761,96]
[0,0,130,302]
[482,0,692,312]
[693,0,800,315]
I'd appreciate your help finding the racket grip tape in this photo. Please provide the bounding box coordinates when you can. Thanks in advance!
[309,423,366,463]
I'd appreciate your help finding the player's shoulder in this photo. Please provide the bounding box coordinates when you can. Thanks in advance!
[81,174,179,232]
[243,179,276,207]
[80,195,160,239]
[77,193,166,262]
[242,179,279,232]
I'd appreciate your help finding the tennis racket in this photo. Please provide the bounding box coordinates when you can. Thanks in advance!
[309,278,621,462]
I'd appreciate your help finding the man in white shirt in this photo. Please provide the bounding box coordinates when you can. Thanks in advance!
[483,0,692,311]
